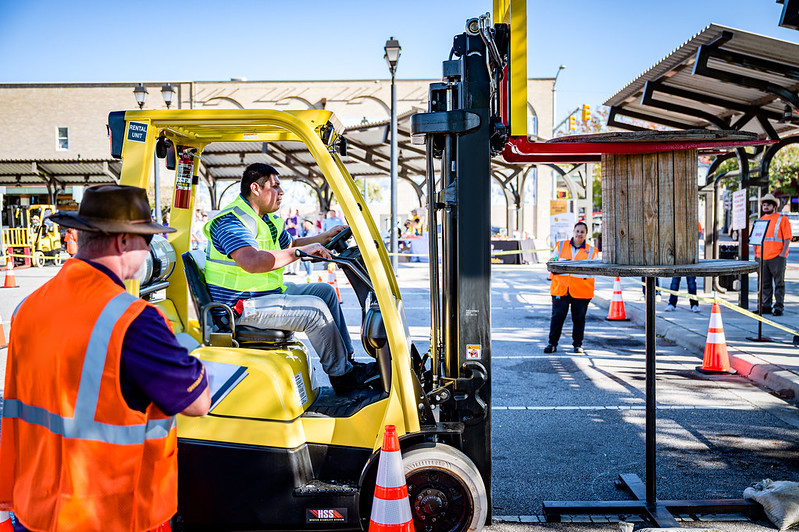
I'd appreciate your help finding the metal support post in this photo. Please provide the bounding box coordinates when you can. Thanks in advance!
[390,73,398,273]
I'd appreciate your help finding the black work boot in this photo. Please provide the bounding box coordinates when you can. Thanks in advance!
[330,362,380,394]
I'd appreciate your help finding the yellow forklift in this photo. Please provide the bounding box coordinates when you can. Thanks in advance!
[109,107,492,532]
[105,3,522,528]
[2,204,63,267]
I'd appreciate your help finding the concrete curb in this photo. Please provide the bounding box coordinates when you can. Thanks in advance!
[591,290,799,400]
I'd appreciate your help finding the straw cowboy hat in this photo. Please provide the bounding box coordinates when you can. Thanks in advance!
[49,185,174,234]
[759,193,780,206]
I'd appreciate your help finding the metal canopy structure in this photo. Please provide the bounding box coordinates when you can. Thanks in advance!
[196,111,539,222]
[604,24,799,310]
[0,159,122,202]
[605,24,799,141]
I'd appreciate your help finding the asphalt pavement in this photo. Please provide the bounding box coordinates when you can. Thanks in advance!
[1,257,798,532]
[590,262,799,404]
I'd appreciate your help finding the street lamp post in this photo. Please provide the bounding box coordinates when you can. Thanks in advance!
[133,83,179,225]
[161,83,176,109]
[384,37,401,273]
[133,83,148,109]
[551,65,566,138]
[551,65,565,202]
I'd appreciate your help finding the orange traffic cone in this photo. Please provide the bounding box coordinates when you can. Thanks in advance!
[696,301,736,374]
[327,271,342,303]
[0,511,12,532]
[0,308,7,349]
[317,274,323,283]
[3,259,17,288]
[369,425,414,532]
[606,277,629,321]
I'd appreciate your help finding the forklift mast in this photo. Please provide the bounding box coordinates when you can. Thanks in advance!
[412,14,510,514]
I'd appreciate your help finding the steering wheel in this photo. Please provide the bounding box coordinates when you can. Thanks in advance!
[325,226,352,253]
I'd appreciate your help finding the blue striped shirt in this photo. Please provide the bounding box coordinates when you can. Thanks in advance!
[207,202,293,306]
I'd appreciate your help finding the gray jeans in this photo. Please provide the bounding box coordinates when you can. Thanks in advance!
[236,282,354,376]
[760,256,786,311]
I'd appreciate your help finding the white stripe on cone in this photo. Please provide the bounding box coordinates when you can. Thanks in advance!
[706,332,727,344]
[708,312,724,329]
[370,496,414,526]
[375,449,406,489]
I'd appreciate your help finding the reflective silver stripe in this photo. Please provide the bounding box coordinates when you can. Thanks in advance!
[213,205,257,235]
[2,400,175,444]
[74,292,138,421]
[205,256,239,266]
[3,292,176,444]
[231,206,258,235]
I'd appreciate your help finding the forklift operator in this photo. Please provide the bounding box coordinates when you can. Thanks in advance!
[0,185,211,532]
[204,163,378,394]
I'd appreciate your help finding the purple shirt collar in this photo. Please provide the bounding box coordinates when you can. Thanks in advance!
[570,238,587,250]
[80,258,125,288]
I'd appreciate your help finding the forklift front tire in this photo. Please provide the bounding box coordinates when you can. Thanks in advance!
[33,251,45,268]
[403,443,488,532]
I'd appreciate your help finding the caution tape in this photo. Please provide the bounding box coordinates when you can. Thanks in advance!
[386,248,551,258]
[627,278,799,338]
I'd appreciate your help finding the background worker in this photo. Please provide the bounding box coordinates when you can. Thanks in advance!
[754,193,792,316]
[665,276,699,313]
[63,227,78,255]
[299,218,318,282]
[204,163,378,393]
[323,209,344,232]
[0,185,211,532]
[545,221,598,354]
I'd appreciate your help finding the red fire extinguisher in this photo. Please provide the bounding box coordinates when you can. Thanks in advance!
[174,150,194,210]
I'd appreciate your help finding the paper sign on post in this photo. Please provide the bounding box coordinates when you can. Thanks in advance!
[732,189,747,230]
[750,219,770,247]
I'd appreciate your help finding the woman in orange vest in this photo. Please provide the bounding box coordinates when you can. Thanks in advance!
[545,221,598,354]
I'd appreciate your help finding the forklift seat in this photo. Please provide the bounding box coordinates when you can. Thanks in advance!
[182,250,293,346]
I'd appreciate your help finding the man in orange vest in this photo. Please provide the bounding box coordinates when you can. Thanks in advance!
[545,221,599,354]
[754,193,792,316]
[0,185,211,532]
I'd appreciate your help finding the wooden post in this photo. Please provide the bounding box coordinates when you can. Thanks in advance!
[602,149,698,266]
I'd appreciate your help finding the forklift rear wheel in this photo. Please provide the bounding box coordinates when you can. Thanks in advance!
[53,253,63,266]
[33,251,45,268]
[403,443,487,532]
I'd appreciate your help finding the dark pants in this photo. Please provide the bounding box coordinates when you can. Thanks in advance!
[760,256,786,311]
[668,276,697,308]
[548,295,591,347]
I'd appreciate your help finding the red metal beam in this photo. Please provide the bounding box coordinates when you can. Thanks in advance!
[500,135,774,164]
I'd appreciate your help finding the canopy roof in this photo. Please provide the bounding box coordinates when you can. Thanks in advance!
[0,159,122,188]
[604,24,799,140]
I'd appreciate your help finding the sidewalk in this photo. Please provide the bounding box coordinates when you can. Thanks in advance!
[590,272,799,401]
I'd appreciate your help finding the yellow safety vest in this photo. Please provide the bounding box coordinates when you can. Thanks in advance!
[203,195,286,293]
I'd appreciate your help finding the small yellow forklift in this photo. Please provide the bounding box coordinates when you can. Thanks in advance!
[2,204,63,267]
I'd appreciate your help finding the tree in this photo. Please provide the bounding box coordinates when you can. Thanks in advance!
[711,145,799,195]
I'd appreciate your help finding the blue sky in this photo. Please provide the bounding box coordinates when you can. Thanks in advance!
[0,0,795,124]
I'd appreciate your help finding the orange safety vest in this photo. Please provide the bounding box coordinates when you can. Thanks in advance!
[754,213,792,260]
[0,259,178,532]
[64,229,77,256]
[550,240,598,299]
